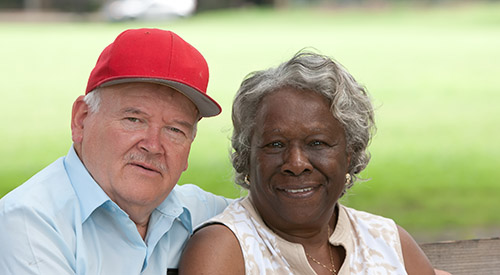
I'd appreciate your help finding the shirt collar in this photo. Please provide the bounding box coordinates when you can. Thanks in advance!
[64,145,193,231]
[155,186,193,233]
[64,145,111,223]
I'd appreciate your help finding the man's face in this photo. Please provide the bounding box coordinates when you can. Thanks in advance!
[72,82,199,215]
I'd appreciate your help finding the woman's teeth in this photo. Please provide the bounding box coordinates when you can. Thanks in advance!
[285,187,313,193]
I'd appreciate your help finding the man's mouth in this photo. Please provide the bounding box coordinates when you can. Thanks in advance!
[130,163,161,174]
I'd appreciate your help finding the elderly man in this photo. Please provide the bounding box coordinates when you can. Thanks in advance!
[0,28,230,274]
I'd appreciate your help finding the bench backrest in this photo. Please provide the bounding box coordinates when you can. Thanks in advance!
[420,237,500,275]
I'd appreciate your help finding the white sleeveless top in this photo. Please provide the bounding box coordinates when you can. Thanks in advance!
[200,196,407,275]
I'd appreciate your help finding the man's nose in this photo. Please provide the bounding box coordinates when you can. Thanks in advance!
[281,145,312,176]
[139,127,163,154]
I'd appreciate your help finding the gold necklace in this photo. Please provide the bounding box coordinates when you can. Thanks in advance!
[305,226,337,274]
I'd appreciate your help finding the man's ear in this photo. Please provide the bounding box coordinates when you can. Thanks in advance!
[71,96,89,144]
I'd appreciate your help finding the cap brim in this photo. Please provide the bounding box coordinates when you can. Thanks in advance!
[100,78,221,117]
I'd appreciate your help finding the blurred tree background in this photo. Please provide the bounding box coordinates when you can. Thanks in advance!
[2,0,499,13]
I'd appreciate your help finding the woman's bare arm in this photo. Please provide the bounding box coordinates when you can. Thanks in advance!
[398,225,446,275]
[179,224,245,275]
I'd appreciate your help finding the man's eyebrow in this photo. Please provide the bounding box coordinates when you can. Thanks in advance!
[122,107,194,129]
[172,119,195,130]
[121,107,148,116]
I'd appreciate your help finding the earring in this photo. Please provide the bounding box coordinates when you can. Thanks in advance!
[244,175,251,186]
[345,173,351,186]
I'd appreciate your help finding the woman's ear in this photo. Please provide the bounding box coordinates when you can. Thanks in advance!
[71,96,89,144]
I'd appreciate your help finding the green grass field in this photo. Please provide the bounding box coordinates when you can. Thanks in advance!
[1,2,499,242]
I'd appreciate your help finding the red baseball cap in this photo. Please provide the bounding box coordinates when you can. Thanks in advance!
[86,28,221,117]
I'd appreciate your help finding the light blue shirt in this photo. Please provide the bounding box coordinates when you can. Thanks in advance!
[0,146,230,274]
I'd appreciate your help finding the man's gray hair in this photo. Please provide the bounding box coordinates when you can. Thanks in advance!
[231,51,376,191]
[83,89,102,113]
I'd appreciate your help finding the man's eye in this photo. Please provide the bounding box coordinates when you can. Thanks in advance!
[126,117,140,123]
[167,126,184,135]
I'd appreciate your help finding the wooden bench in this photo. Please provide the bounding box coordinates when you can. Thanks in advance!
[420,237,500,274]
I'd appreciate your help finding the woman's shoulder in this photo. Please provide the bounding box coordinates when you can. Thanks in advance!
[190,223,241,247]
[340,204,396,226]
[179,223,245,274]
[178,198,252,274]
[338,204,435,274]
[199,196,254,228]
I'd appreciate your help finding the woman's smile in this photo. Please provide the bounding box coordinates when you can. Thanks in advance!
[278,185,317,198]
[274,178,325,198]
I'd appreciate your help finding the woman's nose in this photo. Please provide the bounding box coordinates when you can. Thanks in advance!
[281,145,313,176]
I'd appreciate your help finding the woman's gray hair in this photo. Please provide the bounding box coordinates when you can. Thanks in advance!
[83,89,102,113]
[231,51,376,191]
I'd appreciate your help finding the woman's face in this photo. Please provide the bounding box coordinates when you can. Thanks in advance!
[249,87,350,235]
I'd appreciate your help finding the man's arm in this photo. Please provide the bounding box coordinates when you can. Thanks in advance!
[0,206,74,274]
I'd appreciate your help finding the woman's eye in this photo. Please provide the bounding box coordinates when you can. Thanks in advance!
[310,140,326,147]
[267,141,283,148]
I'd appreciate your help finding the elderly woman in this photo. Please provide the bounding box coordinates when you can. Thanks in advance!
[179,52,440,274]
